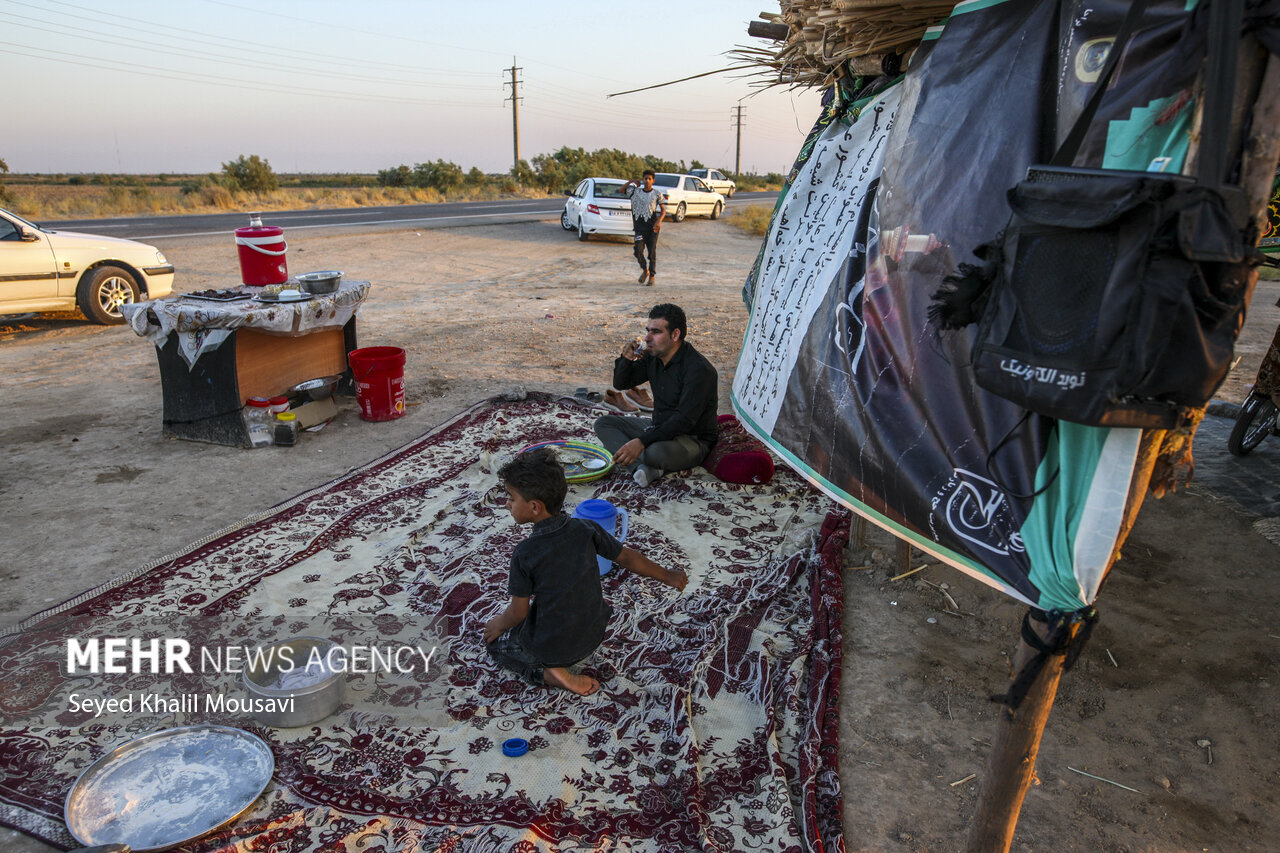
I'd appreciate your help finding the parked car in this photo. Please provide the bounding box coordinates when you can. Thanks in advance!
[0,207,175,324]
[689,168,736,197]
[561,178,635,241]
[651,174,724,222]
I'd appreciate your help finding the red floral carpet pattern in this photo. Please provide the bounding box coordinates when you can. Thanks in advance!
[0,394,848,852]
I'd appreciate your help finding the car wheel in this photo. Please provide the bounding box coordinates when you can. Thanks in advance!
[711,202,723,220]
[577,220,589,242]
[726,188,735,198]
[673,202,687,223]
[561,208,574,231]
[78,265,139,325]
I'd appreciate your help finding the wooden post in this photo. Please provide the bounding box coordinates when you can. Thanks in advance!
[965,614,1080,852]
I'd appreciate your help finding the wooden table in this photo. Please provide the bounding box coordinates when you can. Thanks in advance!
[122,282,369,447]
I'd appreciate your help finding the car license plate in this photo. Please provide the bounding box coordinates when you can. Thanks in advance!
[612,210,629,217]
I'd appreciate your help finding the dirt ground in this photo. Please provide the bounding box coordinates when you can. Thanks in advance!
[1,212,1278,852]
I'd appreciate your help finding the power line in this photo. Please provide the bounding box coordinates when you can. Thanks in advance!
[0,43,501,108]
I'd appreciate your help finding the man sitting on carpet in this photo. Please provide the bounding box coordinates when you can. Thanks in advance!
[594,303,719,486]
[483,447,687,696]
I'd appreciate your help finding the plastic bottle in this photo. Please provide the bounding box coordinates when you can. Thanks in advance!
[273,411,300,446]
[268,395,290,416]
[244,397,274,447]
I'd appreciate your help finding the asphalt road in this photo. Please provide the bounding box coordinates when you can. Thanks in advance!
[36,192,780,241]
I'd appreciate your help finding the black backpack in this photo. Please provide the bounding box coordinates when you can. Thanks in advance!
[930,0,1258,429]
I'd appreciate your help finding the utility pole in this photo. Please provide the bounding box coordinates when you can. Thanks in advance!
[504,57,522,172]
[732,105,745,175]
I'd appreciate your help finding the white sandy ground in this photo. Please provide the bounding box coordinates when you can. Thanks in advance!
[2,212,1278,852]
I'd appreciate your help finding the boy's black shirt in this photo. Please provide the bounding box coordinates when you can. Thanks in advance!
[509,512,623,666]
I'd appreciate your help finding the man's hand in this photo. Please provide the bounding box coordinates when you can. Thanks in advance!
[613,437,645,467]
[622,339,643,361]
[665,569,688,592]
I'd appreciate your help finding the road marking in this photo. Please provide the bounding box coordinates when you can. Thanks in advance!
[134,210,562,240]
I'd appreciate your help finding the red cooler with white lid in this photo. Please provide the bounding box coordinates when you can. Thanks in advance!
[235,212,288,286]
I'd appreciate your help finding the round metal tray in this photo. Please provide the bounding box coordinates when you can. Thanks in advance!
[65,724,274,852]
[521,439,614,482]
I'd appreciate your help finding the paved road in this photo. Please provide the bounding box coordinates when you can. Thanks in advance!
[36,192,780,241]
[1191,408,1280,545]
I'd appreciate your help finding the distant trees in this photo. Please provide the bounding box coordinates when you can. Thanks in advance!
[0,156,8,205]
[221,154,278,193]
[375,159,465,191]
[527,147,683,194]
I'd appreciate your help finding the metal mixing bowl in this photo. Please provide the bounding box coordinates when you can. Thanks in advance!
[295,270,343,294]
[242,636,344,727]
[291,375,340,401]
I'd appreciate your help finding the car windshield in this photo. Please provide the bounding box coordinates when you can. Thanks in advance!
[652,174,679,188]
[593,182,629,199]
[0,207,43,232]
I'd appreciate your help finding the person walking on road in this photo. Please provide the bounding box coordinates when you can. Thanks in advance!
[624,170,666,286]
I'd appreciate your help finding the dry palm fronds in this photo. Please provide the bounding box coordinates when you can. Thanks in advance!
[731,0,957,90]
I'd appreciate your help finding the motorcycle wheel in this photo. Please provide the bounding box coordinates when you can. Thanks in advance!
[1227,393,1279,457]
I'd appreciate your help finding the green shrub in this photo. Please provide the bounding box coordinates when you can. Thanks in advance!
[0,157,8,205]
[410,159,464,191]
[221,154,278,193]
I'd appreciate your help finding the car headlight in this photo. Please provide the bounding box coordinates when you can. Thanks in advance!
[155,250,167,264]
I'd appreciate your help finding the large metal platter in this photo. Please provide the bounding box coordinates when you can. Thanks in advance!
[521,439,614,482]
[64,725,274,852]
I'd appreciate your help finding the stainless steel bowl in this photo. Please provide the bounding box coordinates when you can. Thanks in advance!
[242,636,344,727]
[291,375,339,401]
[295,270,343,294]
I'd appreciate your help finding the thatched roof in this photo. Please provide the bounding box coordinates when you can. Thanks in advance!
[735,1,956,89]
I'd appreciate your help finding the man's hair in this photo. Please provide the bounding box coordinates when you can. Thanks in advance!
[649,303,687,341]
[498,446,567,513]
[642,169,656,178]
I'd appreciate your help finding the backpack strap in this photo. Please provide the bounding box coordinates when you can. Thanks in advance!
[1050,0,1151,168]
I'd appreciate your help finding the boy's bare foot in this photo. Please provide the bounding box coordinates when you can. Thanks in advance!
[544,667,599,696]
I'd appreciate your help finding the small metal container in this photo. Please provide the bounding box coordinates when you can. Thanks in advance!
[242,636,344,727]
[295,270,343,294]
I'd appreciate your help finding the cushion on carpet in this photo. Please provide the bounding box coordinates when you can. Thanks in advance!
[702,413,776,485]
[0,393,844,853]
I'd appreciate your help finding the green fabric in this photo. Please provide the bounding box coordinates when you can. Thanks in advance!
[1102,94,1193,172]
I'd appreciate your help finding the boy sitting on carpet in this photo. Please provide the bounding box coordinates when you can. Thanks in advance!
[483,447,687,696]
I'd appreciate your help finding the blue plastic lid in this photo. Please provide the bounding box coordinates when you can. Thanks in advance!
[573,499,617,522]
[502,738,529,757]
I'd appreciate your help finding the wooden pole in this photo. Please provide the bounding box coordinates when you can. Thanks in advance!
[965,614,1080,852]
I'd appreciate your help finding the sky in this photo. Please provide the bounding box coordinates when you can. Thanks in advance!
[0,0,823,176]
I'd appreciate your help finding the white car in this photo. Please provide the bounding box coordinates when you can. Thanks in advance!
[652,174,724,222]
[561,178,635,241]
[689,168,736,197]
[0,207,175,324]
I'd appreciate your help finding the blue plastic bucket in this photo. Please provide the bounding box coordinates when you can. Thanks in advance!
[572,499,629,575]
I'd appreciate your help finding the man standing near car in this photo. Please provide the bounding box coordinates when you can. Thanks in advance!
[623,170,665,286]
[594,303,718,486]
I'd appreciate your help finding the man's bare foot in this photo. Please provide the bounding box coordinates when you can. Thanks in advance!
[544,667,599,696]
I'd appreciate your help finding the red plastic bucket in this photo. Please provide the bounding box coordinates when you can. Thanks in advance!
[348,347,406,421]
[235,219,288,286]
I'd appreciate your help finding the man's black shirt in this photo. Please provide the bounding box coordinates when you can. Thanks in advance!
[613,342,718,447]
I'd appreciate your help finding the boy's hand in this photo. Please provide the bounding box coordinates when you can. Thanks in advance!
[483,617,506,644]
[666,569,688,592]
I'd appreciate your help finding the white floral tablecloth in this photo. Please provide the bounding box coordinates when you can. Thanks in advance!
[121,280,370,368]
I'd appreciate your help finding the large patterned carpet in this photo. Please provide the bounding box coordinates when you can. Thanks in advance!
[0,393,848,852]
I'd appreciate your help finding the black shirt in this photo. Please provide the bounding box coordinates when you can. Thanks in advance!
[509,513,623,666]
[613,341,719,447]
